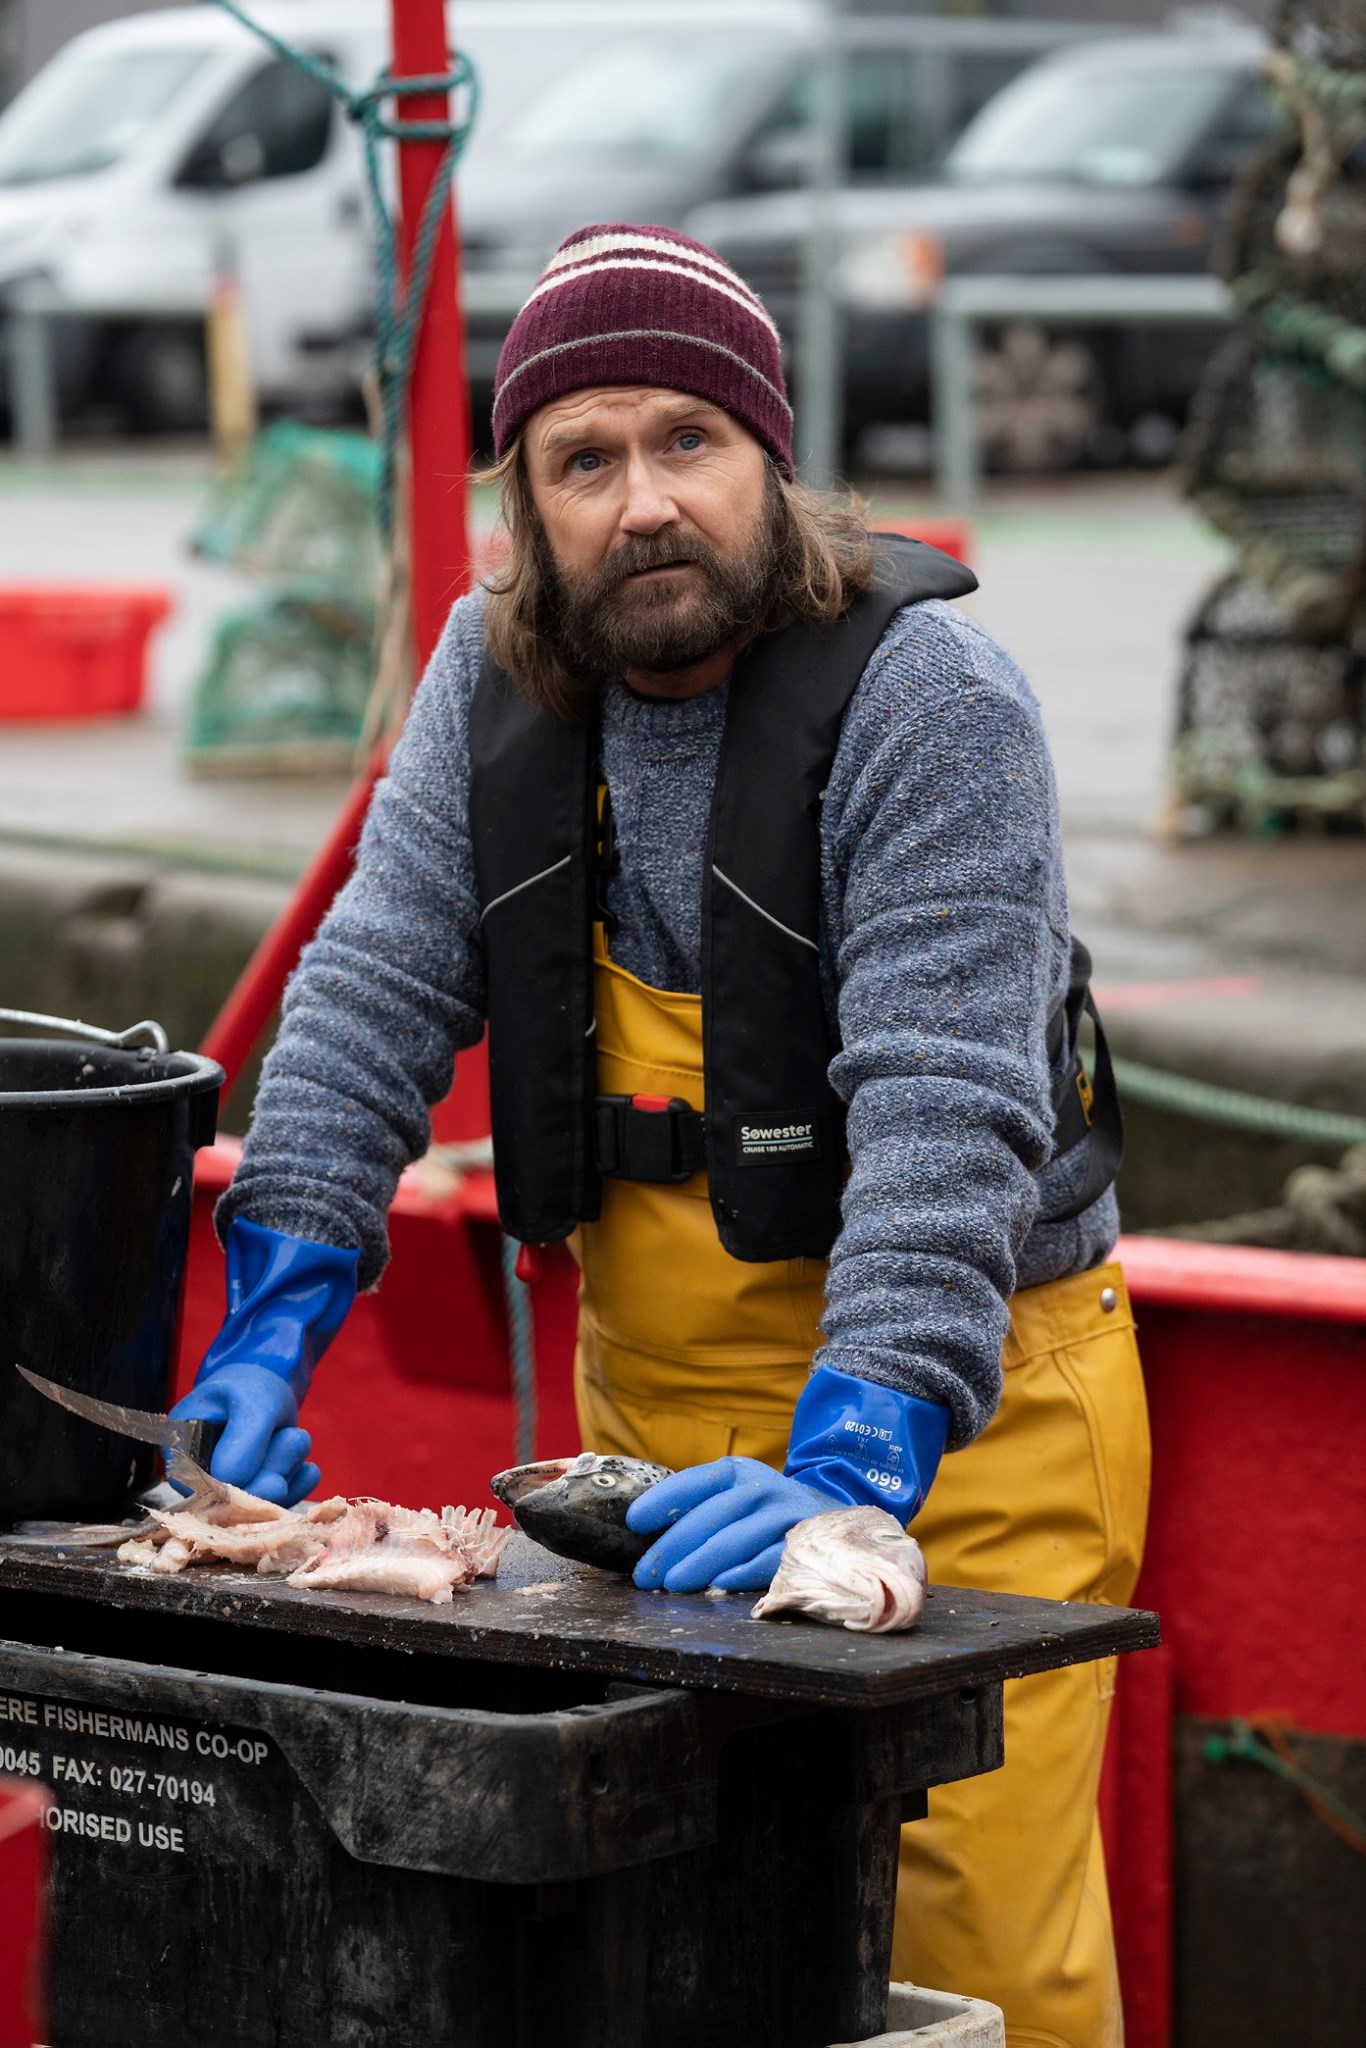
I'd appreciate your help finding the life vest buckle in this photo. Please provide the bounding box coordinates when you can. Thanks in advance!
[595,1093,706,1184]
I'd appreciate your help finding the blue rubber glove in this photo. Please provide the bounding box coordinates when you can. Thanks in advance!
[626,1366,950,1593]
[627,1458,835,1593]
[168,1218,358,1506]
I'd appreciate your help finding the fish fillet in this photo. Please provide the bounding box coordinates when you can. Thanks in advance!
[148,1508,331,1576]
[115,1480,510,1605]
[284,1550,471,1605]
[752,1506,927,1634]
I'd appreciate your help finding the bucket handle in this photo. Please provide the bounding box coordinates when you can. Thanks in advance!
[0,1008,170,1056]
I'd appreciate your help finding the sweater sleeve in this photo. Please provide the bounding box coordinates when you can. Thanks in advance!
[815,601,1066,1449]
[217,594,489,1288]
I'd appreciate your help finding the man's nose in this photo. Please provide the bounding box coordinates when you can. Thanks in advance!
[619,456,678,535]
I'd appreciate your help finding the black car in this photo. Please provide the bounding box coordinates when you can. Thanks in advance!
[686,27,1287,466]
[456,0,1103,425]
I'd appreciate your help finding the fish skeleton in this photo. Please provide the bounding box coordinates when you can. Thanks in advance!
[751,1505,928,1634]
[115,1469,508,1605]
[488,1453,672,1572]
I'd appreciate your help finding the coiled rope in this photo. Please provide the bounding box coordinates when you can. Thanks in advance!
[208,0,478,540]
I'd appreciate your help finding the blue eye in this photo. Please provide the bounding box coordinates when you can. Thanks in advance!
[677,432,703,451]
[571,452,602,473]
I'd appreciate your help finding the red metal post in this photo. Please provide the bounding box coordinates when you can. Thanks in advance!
[392,0,472,671]
[201,1,473,1089]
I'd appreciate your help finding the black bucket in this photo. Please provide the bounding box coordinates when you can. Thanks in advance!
[0,1010,223,1524]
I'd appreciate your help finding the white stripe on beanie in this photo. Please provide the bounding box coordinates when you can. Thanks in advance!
[493,327,794,421]
[543,229,771,316]
[523,254,781,343]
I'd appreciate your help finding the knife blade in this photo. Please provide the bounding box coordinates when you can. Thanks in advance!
[14,1364,223,1470]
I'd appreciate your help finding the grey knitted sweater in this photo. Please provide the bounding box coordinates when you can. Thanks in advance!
[221,588,1116,1450]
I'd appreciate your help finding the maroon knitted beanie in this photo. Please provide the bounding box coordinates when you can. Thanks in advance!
[492,223,794,474]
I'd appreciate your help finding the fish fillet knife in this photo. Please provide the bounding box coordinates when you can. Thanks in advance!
[14,1364,224,1471]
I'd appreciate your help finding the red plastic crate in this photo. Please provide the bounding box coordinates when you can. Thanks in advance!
[0,1778,50,2048]
[0,585,173,720]
[875,516,973,567]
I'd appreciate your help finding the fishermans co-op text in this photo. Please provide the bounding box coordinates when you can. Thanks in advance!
[3,1691,269,1763]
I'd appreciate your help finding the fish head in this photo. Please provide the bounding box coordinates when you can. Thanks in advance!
[488,1452,673,1572]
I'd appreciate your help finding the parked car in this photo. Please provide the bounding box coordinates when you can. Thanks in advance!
[687,26,1286,467]
[0,0,690,430]
[0,0,1101,434]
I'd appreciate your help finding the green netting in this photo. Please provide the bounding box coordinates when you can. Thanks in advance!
[192,420,383,610]
[185,424,383,771]
[185,594,376,776]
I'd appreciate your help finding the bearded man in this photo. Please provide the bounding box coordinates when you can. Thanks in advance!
[174,224,1149,2045]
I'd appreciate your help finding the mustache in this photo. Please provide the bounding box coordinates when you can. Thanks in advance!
[588,530,724,597]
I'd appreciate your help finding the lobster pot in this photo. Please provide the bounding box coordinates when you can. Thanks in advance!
[0,1034,221,1523]
[1172,574,1366,832]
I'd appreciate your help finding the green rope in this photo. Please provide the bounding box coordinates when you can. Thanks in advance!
[1112,1057,1366,1148]
[208,0,478,539]
[1232,277,1366,396]
[1203,1719,1366,1849]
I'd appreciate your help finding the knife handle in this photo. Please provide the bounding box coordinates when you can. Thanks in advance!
[177,1418,225,1471]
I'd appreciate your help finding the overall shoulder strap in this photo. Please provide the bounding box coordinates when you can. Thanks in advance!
[468,651,599,1243]
[703,537,976,1260]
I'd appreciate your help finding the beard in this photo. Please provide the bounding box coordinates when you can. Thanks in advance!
[535,480,785,684]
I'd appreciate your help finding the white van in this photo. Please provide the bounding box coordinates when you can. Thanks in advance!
[0,0,672,427]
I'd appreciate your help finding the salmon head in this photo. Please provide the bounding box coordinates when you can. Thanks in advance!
[488,1452,673,1573]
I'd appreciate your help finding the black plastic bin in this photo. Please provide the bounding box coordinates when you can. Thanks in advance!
[0,1626,942,2048]
[0,1010,222,1523]
[0,1524,1159,2047]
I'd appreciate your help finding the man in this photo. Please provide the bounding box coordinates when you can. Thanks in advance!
[174,224,1149,2044]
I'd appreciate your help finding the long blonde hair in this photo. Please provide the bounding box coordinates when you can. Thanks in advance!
[476,440,877,719]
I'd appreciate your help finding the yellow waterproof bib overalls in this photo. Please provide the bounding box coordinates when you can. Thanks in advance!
[575,921,1151,2048]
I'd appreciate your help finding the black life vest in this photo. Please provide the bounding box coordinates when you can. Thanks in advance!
[467,535,1119,1259]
